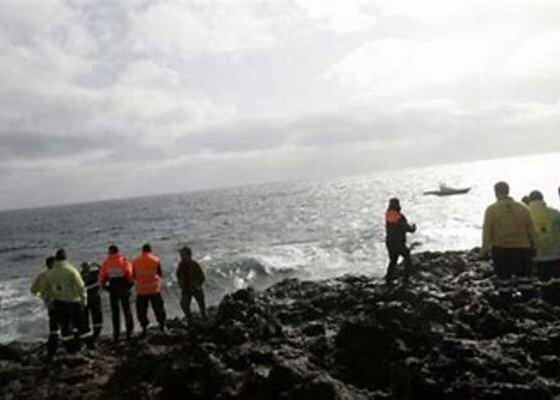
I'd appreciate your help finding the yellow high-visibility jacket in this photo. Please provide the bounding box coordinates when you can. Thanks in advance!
[528,200,560,260]
[482,197,536,253]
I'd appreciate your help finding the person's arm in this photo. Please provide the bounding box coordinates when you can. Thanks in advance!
[481,207,493,257]
[401,214,416,233]
[72,268,87,305]
[30,272,44,297]
[157,262,162,277]
[125,259,134,283]
[524,208,537,251]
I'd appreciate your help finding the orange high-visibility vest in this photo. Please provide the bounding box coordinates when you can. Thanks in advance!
[99,253,133,284]
[386,210,402,224]
[132,252,162,296]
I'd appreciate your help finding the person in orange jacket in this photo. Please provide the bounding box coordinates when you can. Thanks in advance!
[99,245,134,341]
[385,197,417,285]
[132,244,167,335]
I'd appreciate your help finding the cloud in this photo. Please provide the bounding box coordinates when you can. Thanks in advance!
[1,0,560,209]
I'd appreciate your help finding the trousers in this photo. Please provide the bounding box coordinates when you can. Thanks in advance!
[136,293,166,329]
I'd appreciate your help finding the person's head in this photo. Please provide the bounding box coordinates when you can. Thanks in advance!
[55,248,67,261]
[80,262,90,273]
[494,181,509,198]
[179,246,192,260]
[388,197,401,212]
[45,256,55,269]
[108,245,119,255]
[142,243,152,253]
[529,190,544,202]
[521,196,530,206]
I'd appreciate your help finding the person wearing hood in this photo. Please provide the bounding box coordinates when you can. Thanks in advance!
[527,190,560,303]
[481,182,537,302]
[384,197,417,285]
[99,245,134,341]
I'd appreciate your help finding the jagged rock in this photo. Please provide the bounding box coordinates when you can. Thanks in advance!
[3,250,560,399]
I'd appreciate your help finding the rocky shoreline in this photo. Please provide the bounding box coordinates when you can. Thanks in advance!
[2,250,560,399]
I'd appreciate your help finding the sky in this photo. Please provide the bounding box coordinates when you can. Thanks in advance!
[1,0,560,210]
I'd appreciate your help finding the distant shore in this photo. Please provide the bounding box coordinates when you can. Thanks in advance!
[2,250,560,399]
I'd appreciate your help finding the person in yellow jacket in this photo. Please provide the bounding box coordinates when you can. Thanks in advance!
[481,181,537,302]
[30,256,57,353]
[176,246,206,322]
[43,249,87,362]
[527,190,560,303]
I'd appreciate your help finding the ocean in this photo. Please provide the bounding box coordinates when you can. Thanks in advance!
[1,153,559,343]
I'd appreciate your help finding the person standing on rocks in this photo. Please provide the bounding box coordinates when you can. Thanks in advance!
[176,246,206,322]
[385,197,417,285]
[527,190,560,303]
[42,249,87,362]
[132,244,167,336]
[481,181,537,302]
[30,256,58,354]
[79,262,103,347]
[99,245,135,341]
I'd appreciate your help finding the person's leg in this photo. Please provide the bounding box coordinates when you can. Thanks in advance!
[514,249,534,300]
[91,296,103,344]
[491,247,513,302]
[193,288,206,318]
[180,290,193,320]
[46,304,60,363]
[152,293,167,330]
[69,302,83,353]
[385,244,400,284]
[136,295,149,332]
[121,291,134,339]
[58,302,73,353]
[400,247,413,284]
[109,291,121,341]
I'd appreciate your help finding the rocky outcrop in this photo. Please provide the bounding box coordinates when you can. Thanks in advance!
[2,250,560,399]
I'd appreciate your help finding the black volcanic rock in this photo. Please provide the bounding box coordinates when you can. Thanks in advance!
[2,250,560,399]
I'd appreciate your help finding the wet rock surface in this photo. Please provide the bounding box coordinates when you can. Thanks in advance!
[3,250,560,399]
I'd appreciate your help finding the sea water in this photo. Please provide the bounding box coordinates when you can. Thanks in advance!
[1,152,559,342]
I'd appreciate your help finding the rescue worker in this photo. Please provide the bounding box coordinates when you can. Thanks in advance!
[384,198,417,285]
[481,181,537,302]
[99,245,134,341]
[132,244,167,336]
[80,262,103,347]
[42,249,87,362]
[176,246,206,321]
[30,256,57,355]
[527,190,560,303]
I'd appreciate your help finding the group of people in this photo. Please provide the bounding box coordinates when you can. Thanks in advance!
[384,181,560,305]
[31,244,207,362]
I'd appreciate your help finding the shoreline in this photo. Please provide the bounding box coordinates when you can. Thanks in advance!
[2,249,560,399]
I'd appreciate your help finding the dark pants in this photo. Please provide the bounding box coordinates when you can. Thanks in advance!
[385,243,413,284]
[109,289,134,340]
[136,293,166,329]
[180,287,206,320]
[535,259,560,304]
[47,300,82,362]
[491,247,534,299]
[80,296,103,346]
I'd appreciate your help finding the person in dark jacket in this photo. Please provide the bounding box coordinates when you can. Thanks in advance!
[80,262,103,347]
[176,246,206,322]
[385,198,417,285]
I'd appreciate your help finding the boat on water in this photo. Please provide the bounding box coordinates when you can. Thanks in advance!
[423,184,471,197]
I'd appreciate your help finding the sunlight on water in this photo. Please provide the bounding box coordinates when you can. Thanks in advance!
[0,152,559,342]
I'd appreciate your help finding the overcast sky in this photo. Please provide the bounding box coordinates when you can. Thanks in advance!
[1,0,560,209]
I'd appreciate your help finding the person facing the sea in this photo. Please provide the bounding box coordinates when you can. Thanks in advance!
[481,181,537,302]
[99,245,135,341]
[30,256,57,356]
[132,244,167,335]
[42,249,87,362]
[176,246,206,322]
[527,190,560,303]
[79,262,103,347]
[384,197,417,285]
